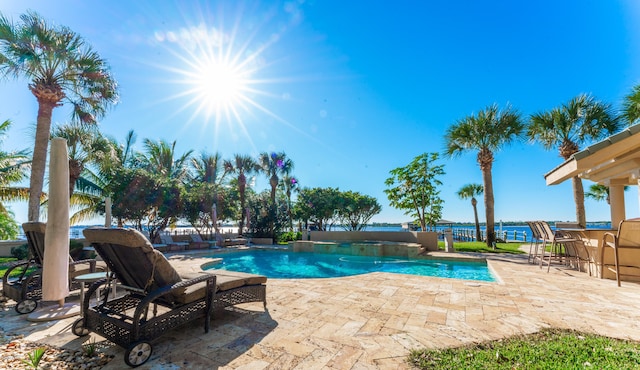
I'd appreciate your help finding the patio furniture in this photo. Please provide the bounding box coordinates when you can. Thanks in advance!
[538,221,579,272]
[74,227,216,367]
[2,222,98,314]
[159,233,189,251]
[601,219,640,286]
[526,221,544,264]
[141,230,169,252]
[188,233,216,249]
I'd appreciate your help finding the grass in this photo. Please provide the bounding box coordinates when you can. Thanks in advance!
[408,328,640,369]
[437,241,526,254]
[0,257,33,279]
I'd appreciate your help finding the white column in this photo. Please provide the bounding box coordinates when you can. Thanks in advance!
[609,183,626,230]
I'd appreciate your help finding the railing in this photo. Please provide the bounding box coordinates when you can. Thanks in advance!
[446,228,529,242]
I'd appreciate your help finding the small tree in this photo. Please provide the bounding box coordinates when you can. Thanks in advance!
[293,187,342,231]
[384,153,445,231]
[456,183,483,241]
[338,191,382,231]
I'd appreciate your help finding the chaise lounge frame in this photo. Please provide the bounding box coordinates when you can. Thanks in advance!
[2,222,97,314]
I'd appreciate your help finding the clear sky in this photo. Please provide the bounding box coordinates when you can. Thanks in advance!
[1,0,640,225]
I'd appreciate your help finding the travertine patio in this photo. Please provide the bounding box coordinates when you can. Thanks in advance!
[2,250,640,369]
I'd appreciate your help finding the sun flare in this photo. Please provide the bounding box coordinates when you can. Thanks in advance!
[193,60,247,115]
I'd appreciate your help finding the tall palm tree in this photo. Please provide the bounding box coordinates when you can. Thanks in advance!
[0,11,118,221]
[456,183,483,242]
[224,154,257,235]
[0,119,30,215]
[622,84,640,125]
[258,152,294,204]
[528,94,620,227]
[445,104,524,247]
[280,175,299,231]
[259,152,294,237]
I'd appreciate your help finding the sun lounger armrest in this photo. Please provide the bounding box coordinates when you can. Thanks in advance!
[132,274,216,324]
[70,258,97,272]
[2,260,33,283]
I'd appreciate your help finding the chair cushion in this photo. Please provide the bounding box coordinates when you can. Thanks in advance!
[207,269,267,288]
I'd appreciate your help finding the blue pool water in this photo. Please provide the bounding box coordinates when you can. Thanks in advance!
[203,249,495,282]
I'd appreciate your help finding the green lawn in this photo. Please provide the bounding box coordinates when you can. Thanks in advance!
[437,241,526,254]
[408,328,640,369]
[0,257,28,279]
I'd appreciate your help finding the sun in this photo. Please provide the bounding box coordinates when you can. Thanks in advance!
[193,59,248,116]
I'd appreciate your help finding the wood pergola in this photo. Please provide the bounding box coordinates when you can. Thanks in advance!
[545,124,640,229]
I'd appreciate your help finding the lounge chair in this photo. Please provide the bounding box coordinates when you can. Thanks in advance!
[141,230,169,252]
[74,227,216,367]
[189,233,217,249]
[2,222,99,314]
[75,228,267,367]
[159,233,189,251]
[601,219,640,286]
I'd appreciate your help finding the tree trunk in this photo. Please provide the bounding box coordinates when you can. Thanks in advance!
[572,176,586,228]
[238,173,246,235]
[472,200,481,242]
[28,102,56,221]
[482,167,495,248]
[68,159,83,198]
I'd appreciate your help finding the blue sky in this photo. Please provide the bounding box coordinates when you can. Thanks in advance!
[2,0,640,225]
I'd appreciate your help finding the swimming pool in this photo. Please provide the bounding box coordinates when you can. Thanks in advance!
[202,249,495,282]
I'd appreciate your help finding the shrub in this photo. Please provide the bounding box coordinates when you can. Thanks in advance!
[277,231,301,243]
[11,244,28,260]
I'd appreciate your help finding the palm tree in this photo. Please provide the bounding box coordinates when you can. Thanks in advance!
[280,175,299,231]
[259,152,294,237]
[585,183,628,205]
[137,139,192,181]
[51,123,110,198]
[456,183,483,242]
[622,84,640,125]
[445,104,524,247]
[0,119,30,215]
[190,152,228,185]
[0,11,118,221]
[224,154,258,235]
[528,94,620,227]
[190,152,229,236]
[258,152,294,204]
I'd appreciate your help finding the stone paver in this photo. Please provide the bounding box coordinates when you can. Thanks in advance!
[2,251,640,369]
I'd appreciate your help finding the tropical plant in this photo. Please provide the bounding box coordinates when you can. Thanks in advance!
[0,11,118,221]
[337,191,382,231]
[585,183,628,204]
[457,183,484,241]
[280,175,299,231]
[384,152,445,231]
[622,84,640,125]
[528,94,620,227]
[22,346,46,369]
[137,139,192,181]
[189,152,229,235]
[224,154,258,235]
[51,123,110,198]
[0,210,20,240]
[246,190,289,238]
[445,104,524,247]
[72,130,138,226]
[0,119,30,215]
[258,152,294,237]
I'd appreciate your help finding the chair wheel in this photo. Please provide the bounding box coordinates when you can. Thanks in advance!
[125,341,152,367]
[72,318,90,336]
[15,299,37,314]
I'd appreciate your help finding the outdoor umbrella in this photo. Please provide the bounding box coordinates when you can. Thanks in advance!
[29,138,79,321]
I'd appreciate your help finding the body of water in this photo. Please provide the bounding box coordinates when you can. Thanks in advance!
[203,249,495,281]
